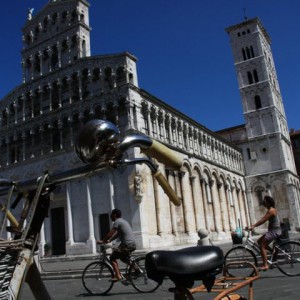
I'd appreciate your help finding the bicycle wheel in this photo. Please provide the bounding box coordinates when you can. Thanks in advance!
[129,256,160,293]
[276,241,300,276]
[224,246,258,277]
[82,261,114,295]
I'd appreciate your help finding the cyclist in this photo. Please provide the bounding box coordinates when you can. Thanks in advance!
[249,195,281,271]
[97,208,136,281]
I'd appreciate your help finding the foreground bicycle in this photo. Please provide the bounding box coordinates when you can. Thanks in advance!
[224,228,300,277]
[82,244,160,295]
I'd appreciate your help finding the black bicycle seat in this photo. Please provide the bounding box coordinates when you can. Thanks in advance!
[145,246,224,291]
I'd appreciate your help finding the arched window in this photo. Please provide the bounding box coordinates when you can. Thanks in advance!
[247,72,253,84]
[253,69,259,82]
[242,48,246,60]
[254,95,262,109]
[116,67,126,84]
[250,46,255,58]
[92,68,100,81]
[246,47,251,59]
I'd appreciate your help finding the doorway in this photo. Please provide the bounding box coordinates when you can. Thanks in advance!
[99,213,110,239]
[51,207,66,255]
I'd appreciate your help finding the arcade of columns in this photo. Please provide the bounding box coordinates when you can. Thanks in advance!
[135,97,250,240]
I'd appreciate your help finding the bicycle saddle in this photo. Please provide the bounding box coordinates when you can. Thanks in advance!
[145,246,224,291]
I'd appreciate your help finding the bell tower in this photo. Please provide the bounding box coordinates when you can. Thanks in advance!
[21,0,91,83]
[226,18,300,230]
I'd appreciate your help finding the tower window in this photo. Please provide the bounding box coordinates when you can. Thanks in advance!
[250,46,255,57]
[255,95,262,109]
[242,48,246,60]
[247,72,253,84]
[246,148,251,159]
[253,69,259,82]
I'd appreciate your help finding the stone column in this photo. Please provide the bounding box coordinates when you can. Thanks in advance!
[86,178,96,253]
[57,42,62,68]
[174,171,185,233]
[242,190,250,227]
[30,129,35,158]
[210,179,221,233]
[232,187,240,228]
[237,188,247,228]
[68,117,74,147]
[108,172,115,210]
[47,48,52,72]
[48,84,53,111]
[66,182,74,245]
[57,80,62,108]
[21,60,26,83]
[217,181,229,232]
[38,51,43,76]
[13,102,17,125]
[153,175,162,235]
[58,120,63,150]
[225,184,235,231]
[49,124,53,152]
[29,55,34,80]
[22,132,26,161]
[39,127,44,156]
[200,178,210,231]
[39,224,46,257]
[166,169,178,235]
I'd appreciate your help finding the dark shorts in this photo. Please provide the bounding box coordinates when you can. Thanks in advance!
[110,244,136,263]
[264,231,281,242]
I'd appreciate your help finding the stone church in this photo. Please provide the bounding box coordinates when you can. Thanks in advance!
[0,0,299,256]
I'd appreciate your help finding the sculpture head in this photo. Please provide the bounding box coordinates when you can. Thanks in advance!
[75,119,120,164]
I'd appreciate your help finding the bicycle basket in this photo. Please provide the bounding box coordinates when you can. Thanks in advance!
[231,232,243,244]
[0,244,22,299]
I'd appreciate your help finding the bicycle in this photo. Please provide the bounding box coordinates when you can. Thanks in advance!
[224,228,300,277]
[82,243,160,295]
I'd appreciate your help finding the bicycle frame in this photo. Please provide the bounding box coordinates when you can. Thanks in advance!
[96,244,138,281]
[243,230,289,265]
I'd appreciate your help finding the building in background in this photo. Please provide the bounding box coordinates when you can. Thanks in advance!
[0,2,298,256]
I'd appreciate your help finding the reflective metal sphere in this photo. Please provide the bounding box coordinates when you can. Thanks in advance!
[75,119,120,164]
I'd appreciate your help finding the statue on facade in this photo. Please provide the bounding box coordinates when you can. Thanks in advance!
[27,8,34,20]
[134,172,143,202]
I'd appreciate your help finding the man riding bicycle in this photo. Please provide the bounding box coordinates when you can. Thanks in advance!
[97,209,136,281]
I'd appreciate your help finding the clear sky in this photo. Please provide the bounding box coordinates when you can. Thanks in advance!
[0,0,300,131]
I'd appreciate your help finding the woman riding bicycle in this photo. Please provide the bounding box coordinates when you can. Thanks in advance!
[249,195,281,271]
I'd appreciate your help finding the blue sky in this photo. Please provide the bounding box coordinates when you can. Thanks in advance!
[1,0,300,131]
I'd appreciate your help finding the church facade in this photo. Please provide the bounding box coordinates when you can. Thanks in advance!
[0,1,298,256]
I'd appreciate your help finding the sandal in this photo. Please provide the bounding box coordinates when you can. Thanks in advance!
[109,276,122,282]
[259,266,269,272]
